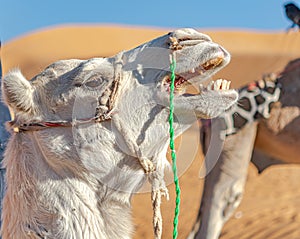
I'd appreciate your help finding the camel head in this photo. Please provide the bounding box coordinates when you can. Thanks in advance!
[1,28,238,238]
[122,28,238,119]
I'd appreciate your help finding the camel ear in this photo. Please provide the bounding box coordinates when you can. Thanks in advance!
[2,70,35,113]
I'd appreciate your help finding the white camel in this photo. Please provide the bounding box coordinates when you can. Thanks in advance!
[0,28,238,239]
[188,58,300,239]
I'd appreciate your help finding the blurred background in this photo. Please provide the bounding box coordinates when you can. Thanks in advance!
[0,0,295,42]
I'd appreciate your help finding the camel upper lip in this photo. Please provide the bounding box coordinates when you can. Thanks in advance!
[168,34,228,77]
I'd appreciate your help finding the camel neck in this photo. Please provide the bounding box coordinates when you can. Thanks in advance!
[2,131,134,238]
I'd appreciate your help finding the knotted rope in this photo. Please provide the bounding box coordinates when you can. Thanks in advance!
[111,121,169,239]
[149,167,169,239]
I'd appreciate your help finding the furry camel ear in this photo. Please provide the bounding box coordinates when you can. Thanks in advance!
[2,70,35,113]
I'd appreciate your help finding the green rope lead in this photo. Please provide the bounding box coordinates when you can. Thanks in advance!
[169,54,181,239]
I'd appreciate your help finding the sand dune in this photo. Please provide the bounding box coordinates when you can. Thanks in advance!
[2,25,300,238]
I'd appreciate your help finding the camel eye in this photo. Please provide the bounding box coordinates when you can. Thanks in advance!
[74,82,82,87]
[84,77,104,88]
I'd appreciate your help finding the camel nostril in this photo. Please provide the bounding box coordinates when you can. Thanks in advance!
[172,28,212,42]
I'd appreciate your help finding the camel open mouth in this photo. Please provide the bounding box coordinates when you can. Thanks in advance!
[163,56,231,93]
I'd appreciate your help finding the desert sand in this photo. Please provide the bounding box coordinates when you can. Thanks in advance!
[2,25,300,239]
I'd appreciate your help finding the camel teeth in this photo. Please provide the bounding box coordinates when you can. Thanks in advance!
[221,79,228,90]
[207,81,214,90]
[222,79,232,90]
[227,80,231,90]
[198,69,204,75]
[215,79,222,91]
[199,83,204,91]
[189,68,195,73]
[221,79,232,90]
[207,79,232,91]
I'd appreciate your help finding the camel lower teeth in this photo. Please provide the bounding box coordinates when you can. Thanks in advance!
[207,79,231,91]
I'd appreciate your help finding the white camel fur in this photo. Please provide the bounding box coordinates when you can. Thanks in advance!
[0,28,238,239]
